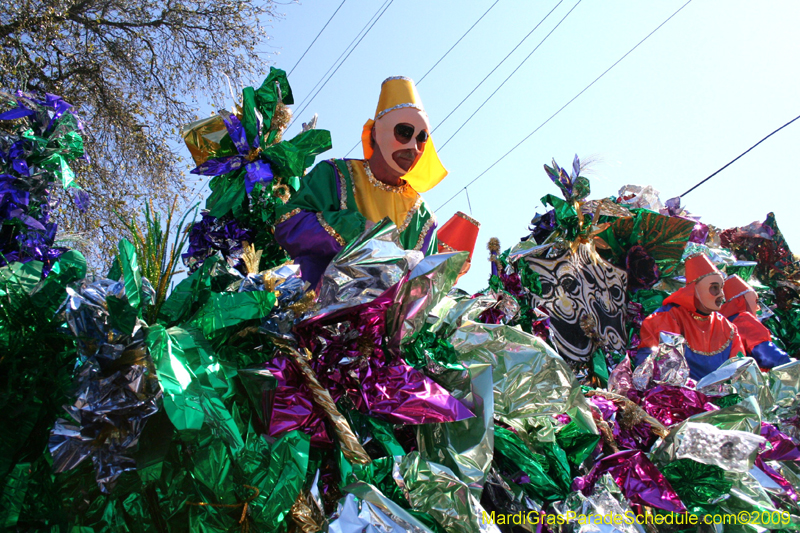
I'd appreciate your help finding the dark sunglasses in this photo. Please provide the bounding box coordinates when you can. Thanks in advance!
[394,123,430,145]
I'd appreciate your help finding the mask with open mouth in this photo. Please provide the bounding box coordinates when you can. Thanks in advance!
[524,243,628,363]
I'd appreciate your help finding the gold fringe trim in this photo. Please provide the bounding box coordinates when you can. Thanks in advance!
[338,160,349,210]
[276,208,301,225]
[691,327,734,356]
[316,212,346,247]
[363,160,409,193]
[414,215,437,251]
[397,196,423,234]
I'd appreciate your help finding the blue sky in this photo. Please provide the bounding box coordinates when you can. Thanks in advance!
[204,0,800,292]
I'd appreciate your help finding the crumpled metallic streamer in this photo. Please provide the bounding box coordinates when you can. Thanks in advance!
[146,324,244,452]
[696,357,774,414]
[329,486,436,533]
[768,359,800,440]
[493,426,568,503]
[313,219,423,318]
[294,283,474,429]
[684,394,763,433]
[660,458,732,515]
[607,355,633,396]
[554,473,645,533]
[387,250,467,345]
[760,422,800,462]
[50,275,160,493]
[414,360,494,496]
[282,345,371,465]
[449,322,597,431]
[632,331,690,390]
[657,421,765,473]
[396,452,500,533]
[572,449,686,513]
[636,385,716,428]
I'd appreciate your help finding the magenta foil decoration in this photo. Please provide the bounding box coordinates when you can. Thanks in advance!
[572,449,687,514]
[294,284,473,426]
[639,385,717,427]
[264,355,332,445]
[760,423,800,462]
[755,456,798,503]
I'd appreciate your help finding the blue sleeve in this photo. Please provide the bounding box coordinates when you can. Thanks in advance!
[635,346,654,367]
[750,341,791,369]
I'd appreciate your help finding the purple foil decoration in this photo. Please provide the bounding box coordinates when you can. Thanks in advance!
[755,456,798,503]
[572,449,687,514]
[626,245,660,292]
[760,423,800,462]
[528,210,557,245]
[182,212,254,271]
[689,222,709,244]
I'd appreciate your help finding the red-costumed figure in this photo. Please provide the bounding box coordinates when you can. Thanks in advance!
[636,254,745,380]
[720,274,791,369]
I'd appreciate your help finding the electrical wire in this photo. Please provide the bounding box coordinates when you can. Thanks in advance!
[288,0,347,76]
[417,0,502,84]
[679,113,800,197]
[435,0,693,211]
[438,0,582,151]
[431,0,565,135]
[287,0,393,131]
[342,0,506,158]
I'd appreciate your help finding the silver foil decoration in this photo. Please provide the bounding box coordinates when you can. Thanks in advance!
[49,277,161,493]
[660,422,765,473]
[312,219,423,318]
[632,331,689,391]
[553,473,645,533]
[329,484,435,533]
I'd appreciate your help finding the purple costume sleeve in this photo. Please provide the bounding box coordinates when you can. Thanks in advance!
[275,212,342,288]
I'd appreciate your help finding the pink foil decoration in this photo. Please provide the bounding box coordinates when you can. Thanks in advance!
[639,385,717,427]
[572,449,687,514]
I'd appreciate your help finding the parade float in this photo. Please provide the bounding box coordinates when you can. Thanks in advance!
[2,70,800,532]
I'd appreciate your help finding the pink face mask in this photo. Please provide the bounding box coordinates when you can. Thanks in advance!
[373,107,431,175]
[695,274,725,312]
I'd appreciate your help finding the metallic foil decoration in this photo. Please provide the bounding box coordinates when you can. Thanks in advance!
[632,331,689,390]
[617,184,664,212]
[658,421,765,473]
[181,114,231,167]
[397,452,500,533]
[283,346,371,465]
[697,357,774,415]
[50,277,161,493]
[414,361,495,494]
[554,473,645,533]
[330,484,436,533]
[450,322,597,432]
[387,250,468,345]
[313,219,423,318]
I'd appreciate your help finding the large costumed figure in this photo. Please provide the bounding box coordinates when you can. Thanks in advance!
[720,274,791,368]
[275,76,448,286]
[636,253,745,380]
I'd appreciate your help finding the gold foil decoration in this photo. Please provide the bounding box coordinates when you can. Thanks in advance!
[185,484,260,533]
[181,115,230,167]
[290,490,327,533]
[586,390,669,438]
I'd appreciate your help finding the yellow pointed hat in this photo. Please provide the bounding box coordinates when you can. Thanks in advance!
[361,76,448,193]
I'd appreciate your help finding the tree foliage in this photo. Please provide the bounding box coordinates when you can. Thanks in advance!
[0,0,281,269]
